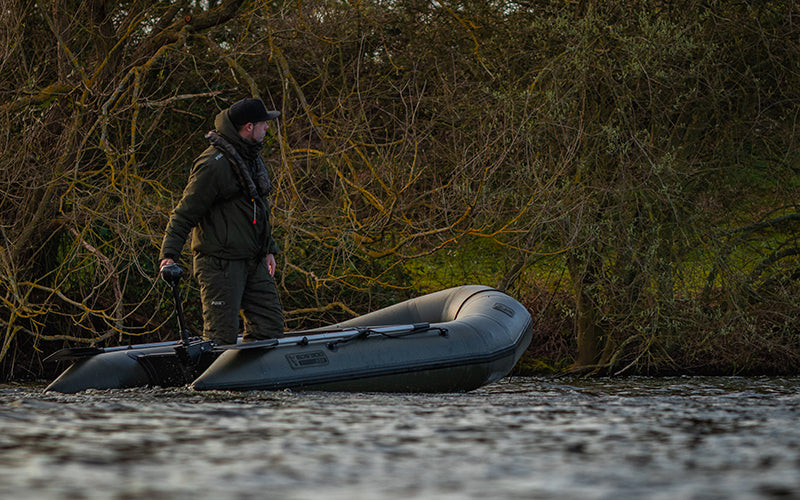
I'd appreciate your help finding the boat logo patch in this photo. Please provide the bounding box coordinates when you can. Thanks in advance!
[286,350,329,369]
[492,302,515,318]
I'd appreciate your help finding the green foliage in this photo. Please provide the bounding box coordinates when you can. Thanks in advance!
[405,237,509,293]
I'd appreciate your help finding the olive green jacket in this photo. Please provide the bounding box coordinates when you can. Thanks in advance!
[160,110,280,262]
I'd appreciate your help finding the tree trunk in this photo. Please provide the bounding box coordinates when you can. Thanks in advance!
[567,251,606,368]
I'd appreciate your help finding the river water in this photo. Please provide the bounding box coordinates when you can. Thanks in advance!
[1,376,799,499]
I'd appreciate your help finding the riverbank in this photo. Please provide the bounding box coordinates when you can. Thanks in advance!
[511,289,800,378]
[6,295,800,384]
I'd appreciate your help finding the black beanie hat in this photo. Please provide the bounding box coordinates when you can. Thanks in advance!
[228,98,280,128]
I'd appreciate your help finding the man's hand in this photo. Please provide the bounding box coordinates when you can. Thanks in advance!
[265,253,276,277]
[160,258,175,270]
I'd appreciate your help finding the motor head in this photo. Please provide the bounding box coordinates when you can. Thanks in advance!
[160,263,183,287]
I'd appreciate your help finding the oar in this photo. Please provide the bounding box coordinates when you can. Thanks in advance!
[217,322,437,352]
[43,341,182,363]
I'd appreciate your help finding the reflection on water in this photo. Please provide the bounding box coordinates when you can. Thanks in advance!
[1,377,799,499]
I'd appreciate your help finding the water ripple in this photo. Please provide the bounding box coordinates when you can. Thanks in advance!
[1,377,799,499]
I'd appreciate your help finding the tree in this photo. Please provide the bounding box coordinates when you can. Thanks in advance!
[514,1,800,373]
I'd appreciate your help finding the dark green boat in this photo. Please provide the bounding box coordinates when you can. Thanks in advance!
[45,285,532,394]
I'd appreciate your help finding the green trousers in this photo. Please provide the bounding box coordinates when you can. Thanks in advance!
[193,255,284,345]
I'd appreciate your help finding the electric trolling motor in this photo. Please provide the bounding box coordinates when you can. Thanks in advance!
[159,263,214,373]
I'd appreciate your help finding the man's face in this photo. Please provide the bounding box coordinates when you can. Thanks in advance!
[243,121,270,143]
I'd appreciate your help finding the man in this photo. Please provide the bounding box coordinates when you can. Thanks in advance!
[159,97,284,345]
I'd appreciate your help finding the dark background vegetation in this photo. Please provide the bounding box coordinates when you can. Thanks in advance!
[1,0,799,381]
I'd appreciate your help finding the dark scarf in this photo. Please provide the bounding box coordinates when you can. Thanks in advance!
[205,130,272,198]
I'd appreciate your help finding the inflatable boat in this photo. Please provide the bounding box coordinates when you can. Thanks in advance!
[45,277,532,393]
[192,285,532,392]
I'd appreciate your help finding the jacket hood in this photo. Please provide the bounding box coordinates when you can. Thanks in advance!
[214,109,254,149]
